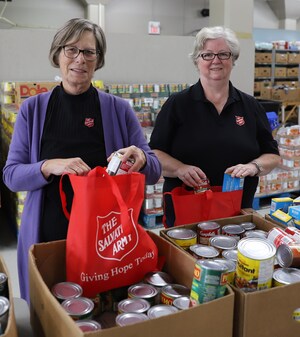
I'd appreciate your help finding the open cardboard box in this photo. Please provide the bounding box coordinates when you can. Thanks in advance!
[160,213,300,337]
[0,256,18,337]
[29,231,234,337]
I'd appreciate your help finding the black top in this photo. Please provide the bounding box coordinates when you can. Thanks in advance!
[40,84,107,242]
[149,80,279,209]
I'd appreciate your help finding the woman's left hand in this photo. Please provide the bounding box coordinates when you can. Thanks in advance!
[225,163,258,178]
[107,145,147,173]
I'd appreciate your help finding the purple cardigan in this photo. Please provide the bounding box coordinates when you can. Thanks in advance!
[3,88,161,303]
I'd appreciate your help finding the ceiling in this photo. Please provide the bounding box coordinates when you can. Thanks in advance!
[267,0,300,20]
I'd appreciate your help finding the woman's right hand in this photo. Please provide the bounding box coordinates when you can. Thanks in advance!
[41,157,91,179]
[176,164,207,188]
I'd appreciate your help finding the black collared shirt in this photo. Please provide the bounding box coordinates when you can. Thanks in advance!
[149,80,279,208]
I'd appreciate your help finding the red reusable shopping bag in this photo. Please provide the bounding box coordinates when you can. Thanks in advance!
[163,185,243,227]
[60,166,159,298]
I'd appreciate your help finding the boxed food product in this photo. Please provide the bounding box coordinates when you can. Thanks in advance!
[29,232,234,337]
[161,214,300,337]
[0,256,18,337]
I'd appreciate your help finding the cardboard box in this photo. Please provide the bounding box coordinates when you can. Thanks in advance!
[288,52,300,64]
[29,233,234,337]
[161,214,300,337]
[0,256,18,337]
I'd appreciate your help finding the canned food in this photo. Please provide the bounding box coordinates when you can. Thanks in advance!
[222,249,238,262]
[0,273,8,298]
[213,258,236,285]
[222,224,245,240]
[285,227,300,243]
[128,283,158,305]
[244,229,268,239]
[143,271,173,288]
[273,268,300,287]
[276,243,300,268]
[267,227,296,248]
[235,238,276,292]
[190,259,229,304]
[51,282,83,302]
[194,179,210,194]
[0,296,9,333]
[172,296,191,310]
[240,222,256,231]
[166,228,197,250]
[75,319,102,332]
[209,235,238,252]
[106,152,134,175]
[61,297,94,320]
[189,244,220,259]
[147,304,178,318]
[160,284,190,305]
[117,298,150,314]
[197,221,220,245]
[115,312,149,326]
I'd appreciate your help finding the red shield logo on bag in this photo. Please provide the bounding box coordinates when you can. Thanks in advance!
[95,208,139,261]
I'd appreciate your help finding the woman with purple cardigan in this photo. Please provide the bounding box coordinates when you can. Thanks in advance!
[2,18,161,304]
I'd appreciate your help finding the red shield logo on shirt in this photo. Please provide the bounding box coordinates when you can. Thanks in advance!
[84,118,94,128]
[235,115,245,126]
[95,209,139,261]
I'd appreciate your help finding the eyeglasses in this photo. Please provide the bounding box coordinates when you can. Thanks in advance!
[199,52,232,61]
[63,46,99,61]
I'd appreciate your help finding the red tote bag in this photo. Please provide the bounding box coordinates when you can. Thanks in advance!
[60,166,159,298]
[163,185,243,227]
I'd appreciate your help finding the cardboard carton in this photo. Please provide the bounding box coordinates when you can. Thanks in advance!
[160,214,300,337]
[0,256,18,337]
[29,232,234,337]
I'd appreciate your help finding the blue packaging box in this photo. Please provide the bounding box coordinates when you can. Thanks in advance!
[222,173,244,192]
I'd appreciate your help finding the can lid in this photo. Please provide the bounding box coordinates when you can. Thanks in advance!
[161,284,190,298]
[273,267,300,285]
[167,228,197,240]
[197,221,220,230]
[147,304,178,318]
[244,229,267,239]
[237,237,276,260]
[0,296,10,316]
[128,283,158,298]
[51,282,83,300]
[222,224,245,235]
[213,258,236,272]
[197,259,229,272]
[222,249,238,262]
[189,244,219,258]
[172,296,191,310]
[61,297,94,316]
[116,312,149,326]
[240,222,256,231]
[144,271,173,287]
[75,319,102,332]
[0,273,8,284]
[276,244,293,267]
[209,235,238,250]
[118,298,150,313]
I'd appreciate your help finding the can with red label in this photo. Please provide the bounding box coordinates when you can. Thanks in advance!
[106,152,134,175]
[276,243,300,268]
[160,284,190,305]
[222,224,245,240]
[267,227,296,248]
[197,221,220,245]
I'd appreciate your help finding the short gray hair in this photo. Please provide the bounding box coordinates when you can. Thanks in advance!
[49,18,106,71]
[190,26,240,66]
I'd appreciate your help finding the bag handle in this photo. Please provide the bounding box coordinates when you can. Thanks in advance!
[163,188,214,227]
[59,166,141,220]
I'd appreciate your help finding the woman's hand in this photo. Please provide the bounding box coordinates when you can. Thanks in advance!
[176,164,207,188]
[107,145,147,173]
[225,163,258,178]
[41,157,91,179]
